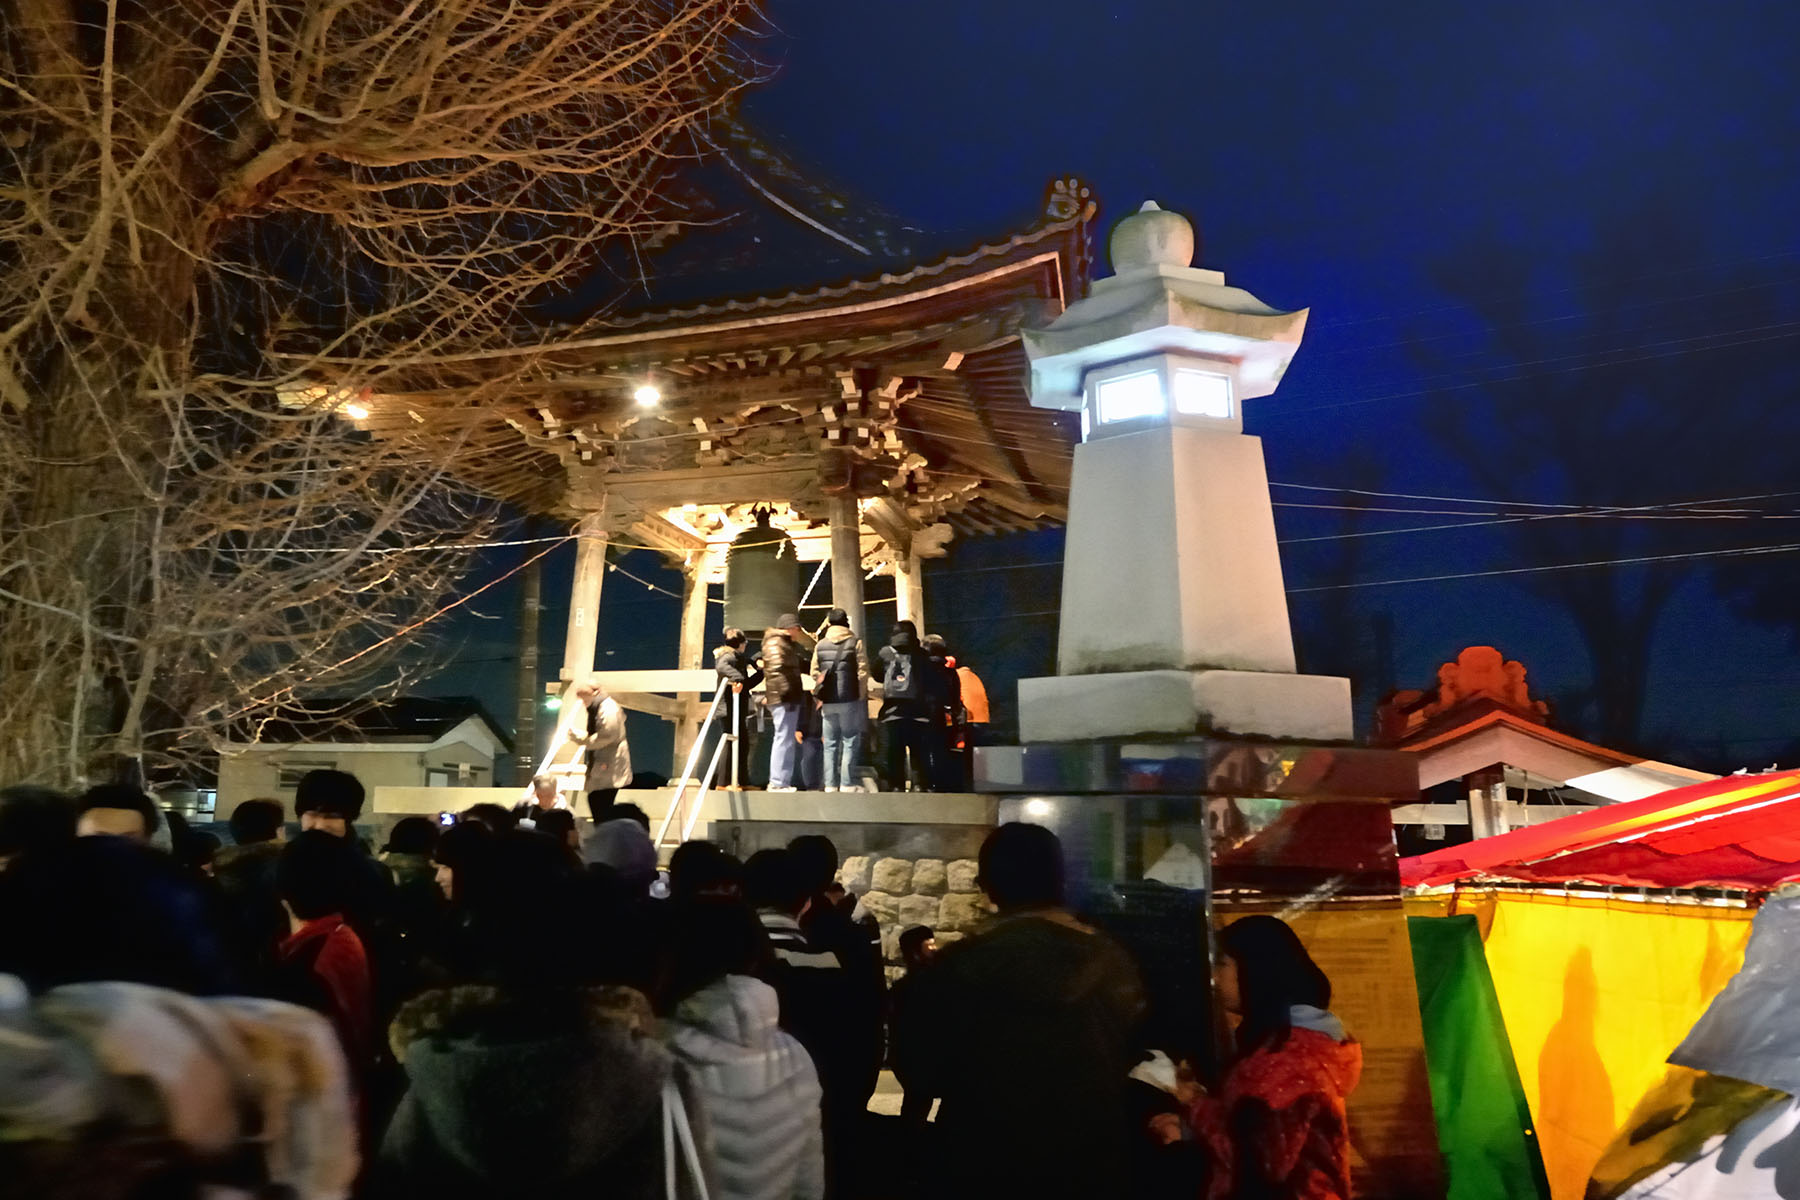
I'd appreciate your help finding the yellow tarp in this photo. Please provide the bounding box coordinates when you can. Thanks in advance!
[1448,890,1753,1200]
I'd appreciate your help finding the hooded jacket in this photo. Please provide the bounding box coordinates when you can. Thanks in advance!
[810,626,862,705]
[664,975,824,1200]
[377,984,694,1200]
[877,628,928,720]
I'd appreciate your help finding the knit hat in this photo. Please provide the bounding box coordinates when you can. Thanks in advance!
[775,612,800,629]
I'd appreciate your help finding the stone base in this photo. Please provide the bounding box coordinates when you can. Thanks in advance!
[1018,668,1353,744]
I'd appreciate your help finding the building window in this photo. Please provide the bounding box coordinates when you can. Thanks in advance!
[277,761,337,790]
[1172,368,1232,419]
[1094,369,1165,424]
[425,769,455,788]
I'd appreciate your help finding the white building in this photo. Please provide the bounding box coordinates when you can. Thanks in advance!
[218,697,511,812]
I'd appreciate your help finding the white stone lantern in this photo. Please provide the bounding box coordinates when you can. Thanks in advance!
[1016,201,1352,744]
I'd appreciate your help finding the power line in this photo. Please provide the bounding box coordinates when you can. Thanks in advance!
[1286,540,1800,594]
[1301,271,1800,366]
[1307,246,1800,333]
[1259,319,1800,419]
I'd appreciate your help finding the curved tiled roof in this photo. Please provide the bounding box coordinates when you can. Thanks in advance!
[566,203,1093,335]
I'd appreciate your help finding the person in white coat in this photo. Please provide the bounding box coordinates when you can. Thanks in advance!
[661,902,824,1200]
[572,679,632,820]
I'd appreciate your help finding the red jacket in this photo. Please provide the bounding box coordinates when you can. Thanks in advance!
[1190,1026,1364,1200]
[279,913,373,1075]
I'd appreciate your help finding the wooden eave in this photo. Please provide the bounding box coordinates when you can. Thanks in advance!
[352,205,1093,531]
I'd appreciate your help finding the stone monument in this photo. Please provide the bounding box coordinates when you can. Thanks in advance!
[1017,199,1349,745]
[976,202,1444,1198]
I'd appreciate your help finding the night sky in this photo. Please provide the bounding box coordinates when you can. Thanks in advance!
[432,1,1800,777]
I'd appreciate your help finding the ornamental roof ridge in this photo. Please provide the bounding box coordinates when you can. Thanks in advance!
[560,180,1097,336]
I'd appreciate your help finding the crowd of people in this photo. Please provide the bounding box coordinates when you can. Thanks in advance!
[710,611,989,795]
[0,767,1363,1200]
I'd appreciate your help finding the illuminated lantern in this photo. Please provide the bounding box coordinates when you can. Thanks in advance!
[1017,201,1351,743]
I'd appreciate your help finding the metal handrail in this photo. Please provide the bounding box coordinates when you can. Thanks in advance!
[682,721,734,845]
[524,680,585,804]
[655,678,732,848]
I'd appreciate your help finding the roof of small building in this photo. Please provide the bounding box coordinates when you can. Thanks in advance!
[230,696,512,751]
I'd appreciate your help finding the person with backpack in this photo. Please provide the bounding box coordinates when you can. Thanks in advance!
[877,620,933,792]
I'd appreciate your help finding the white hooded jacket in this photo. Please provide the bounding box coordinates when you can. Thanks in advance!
[663,975,824,1200]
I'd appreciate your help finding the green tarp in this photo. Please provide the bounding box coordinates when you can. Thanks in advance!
[1409,915,1552,1200]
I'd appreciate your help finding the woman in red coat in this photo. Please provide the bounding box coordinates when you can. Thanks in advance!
[1189,916,1363,1200]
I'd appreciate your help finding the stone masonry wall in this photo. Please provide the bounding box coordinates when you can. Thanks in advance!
[838,853,993,977]
[708,819,998,979]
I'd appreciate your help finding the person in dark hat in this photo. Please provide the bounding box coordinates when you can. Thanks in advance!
[761,612,810,792]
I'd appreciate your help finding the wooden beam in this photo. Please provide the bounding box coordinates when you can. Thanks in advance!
[611,692,688,721]
[583,461,823,509]
[863,496,916,558]
[628,512,707,556]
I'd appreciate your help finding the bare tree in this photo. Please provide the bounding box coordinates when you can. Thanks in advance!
[0,0,761,785]
[1416,217,1800,750]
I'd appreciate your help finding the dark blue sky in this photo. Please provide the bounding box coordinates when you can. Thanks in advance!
[434,1,1800,774]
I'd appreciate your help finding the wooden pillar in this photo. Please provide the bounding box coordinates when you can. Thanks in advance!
[828,495,868,648]
[671,553,712,777]
[894,550,924,633]
[1466,768,1506,840]
[560,512,608,683]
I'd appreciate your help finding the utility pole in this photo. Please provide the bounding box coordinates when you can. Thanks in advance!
[514,545,543,784]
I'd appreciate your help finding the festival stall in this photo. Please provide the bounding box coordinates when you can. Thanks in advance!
[1402,770,1800,1200]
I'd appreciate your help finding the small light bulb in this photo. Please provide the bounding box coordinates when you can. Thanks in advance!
[342,402,370,420]
[1024,798,1054,820]
[633,384,661,407]
[543,696,562,712]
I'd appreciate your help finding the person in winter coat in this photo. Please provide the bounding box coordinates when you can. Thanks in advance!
[275,831,375,1096]
[920,634,963,792]
[1183,915,1362,1200]
[877,621,933,791]
[713,629,763,789]
[746,848,870,1194]
[661,901,825,1200]
[810,608,866,793]
[376,983,694,1200]
[761,614,809,792]
[374,832,711,1200]
[908,823,1147,1200]
[215,798,289,988]
[888,925,939,1125]
[571,679,632,817]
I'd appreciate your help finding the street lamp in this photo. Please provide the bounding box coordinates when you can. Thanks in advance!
[1015,201,1351,744]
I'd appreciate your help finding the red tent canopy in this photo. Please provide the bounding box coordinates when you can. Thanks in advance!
[1401,769,1800,890]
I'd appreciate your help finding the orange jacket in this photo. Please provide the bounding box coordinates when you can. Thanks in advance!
[955,666,990,724]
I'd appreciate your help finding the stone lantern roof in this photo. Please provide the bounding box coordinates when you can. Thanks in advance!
[1021,201,1309,411]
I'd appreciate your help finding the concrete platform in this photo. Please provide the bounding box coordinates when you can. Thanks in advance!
[364,784,998,848]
